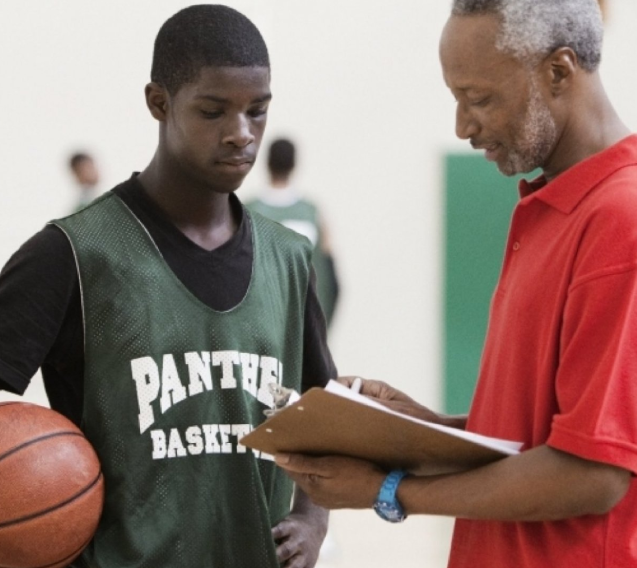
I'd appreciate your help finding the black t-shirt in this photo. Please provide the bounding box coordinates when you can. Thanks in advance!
[0,175,336,425]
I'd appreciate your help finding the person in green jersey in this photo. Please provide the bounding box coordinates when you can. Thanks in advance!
[246,138,340,328]
[0,5,335,568]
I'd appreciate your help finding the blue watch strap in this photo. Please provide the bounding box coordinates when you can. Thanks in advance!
[374,469,409,522]
[377,470,409,503]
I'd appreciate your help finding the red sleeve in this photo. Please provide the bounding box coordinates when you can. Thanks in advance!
[549,263,637,474]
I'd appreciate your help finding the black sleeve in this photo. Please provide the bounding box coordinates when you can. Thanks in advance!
[301,269,337,392]
[0,225,77,394]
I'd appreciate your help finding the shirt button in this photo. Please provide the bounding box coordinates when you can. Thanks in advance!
[512,241,521,251]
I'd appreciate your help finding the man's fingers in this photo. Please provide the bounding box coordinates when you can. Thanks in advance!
[282,554,305,568]
[272,521,309,567]
[275,538,298,563]
[275,454,336,497]
[272,520,298,562]
[336,375,357,387]
[336,375,418,406]
[271,520,289,541]
[275,453,328,476]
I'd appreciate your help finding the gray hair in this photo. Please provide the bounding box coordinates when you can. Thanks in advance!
[451,0,603,71]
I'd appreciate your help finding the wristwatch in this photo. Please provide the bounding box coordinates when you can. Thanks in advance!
[373,470,409,523]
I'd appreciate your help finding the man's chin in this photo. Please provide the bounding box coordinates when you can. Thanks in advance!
[208,173,250,194]
[496,155,538,177]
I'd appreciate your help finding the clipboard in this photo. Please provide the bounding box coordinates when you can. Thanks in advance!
[240,380,522,476]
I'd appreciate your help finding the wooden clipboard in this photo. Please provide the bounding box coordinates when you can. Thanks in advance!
[240,384,521,476]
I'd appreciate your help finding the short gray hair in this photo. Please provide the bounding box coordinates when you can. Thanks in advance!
[451,0,603,71]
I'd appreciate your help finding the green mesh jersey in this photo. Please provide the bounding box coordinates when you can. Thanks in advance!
[53,191,312,568]
[246,197,337,326]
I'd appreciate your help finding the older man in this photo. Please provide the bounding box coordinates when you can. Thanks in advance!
[277,1,637,566]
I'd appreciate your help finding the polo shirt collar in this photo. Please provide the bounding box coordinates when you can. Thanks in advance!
[517,134,637,214]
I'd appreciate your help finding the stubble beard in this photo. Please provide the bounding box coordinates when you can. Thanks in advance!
[498,83,557,177]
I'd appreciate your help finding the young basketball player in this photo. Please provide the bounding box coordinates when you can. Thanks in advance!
[0,5,332,567]
[276,1,637,567]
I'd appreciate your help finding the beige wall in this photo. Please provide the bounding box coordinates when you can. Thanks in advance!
[0,1,636,566]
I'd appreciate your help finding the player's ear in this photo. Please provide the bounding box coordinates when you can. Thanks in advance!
[144,82,169,121]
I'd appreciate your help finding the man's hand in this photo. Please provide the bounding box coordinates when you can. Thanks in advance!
[338,375,416,402]
[275,453,386,510]
[272,490,329,567]
[337,376,462,426]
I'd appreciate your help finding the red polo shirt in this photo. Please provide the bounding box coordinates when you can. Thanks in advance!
[449,135,637,568]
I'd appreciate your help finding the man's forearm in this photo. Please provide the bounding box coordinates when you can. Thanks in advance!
[398,445,630,522]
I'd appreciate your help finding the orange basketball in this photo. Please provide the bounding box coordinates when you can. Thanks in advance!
[0,401,104,568]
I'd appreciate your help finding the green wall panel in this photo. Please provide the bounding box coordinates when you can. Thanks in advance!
[443,154,530,414]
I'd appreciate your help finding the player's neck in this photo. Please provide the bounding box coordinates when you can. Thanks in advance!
[137,160,239,252]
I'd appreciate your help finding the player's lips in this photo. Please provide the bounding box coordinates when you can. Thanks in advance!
[215,156,254,173]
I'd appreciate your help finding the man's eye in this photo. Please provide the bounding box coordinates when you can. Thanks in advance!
[470,97,490,107]
[249,107,268,118]
[201,110,223,119]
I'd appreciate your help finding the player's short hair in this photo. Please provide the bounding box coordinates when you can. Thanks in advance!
[268,139,296,177]
[69,152,92,171]
[151,4,270,95]
[451,0,603,71]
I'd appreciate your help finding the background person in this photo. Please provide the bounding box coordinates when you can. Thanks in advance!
[247,138,340,329]
[68,151,100,212]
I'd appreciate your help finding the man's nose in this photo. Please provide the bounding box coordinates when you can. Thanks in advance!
[223,114,255,148]
[455,103,479,140]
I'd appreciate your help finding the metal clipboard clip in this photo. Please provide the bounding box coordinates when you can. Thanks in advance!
[263,383,301,417]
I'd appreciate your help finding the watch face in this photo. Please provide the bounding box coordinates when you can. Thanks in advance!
[374,501,406,523]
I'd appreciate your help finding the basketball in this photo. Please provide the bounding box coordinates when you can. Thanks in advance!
[0,401,104,568]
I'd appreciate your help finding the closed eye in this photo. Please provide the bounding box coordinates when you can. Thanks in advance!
[470,97,490,107]
[201,110,223,119]
[248,106,269,118]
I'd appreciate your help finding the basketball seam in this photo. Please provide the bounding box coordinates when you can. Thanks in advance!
[0,431,83,464]
[0,471,103,529]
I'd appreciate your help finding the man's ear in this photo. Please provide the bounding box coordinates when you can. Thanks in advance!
[144,82,169,121]
[541,47,578,96]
